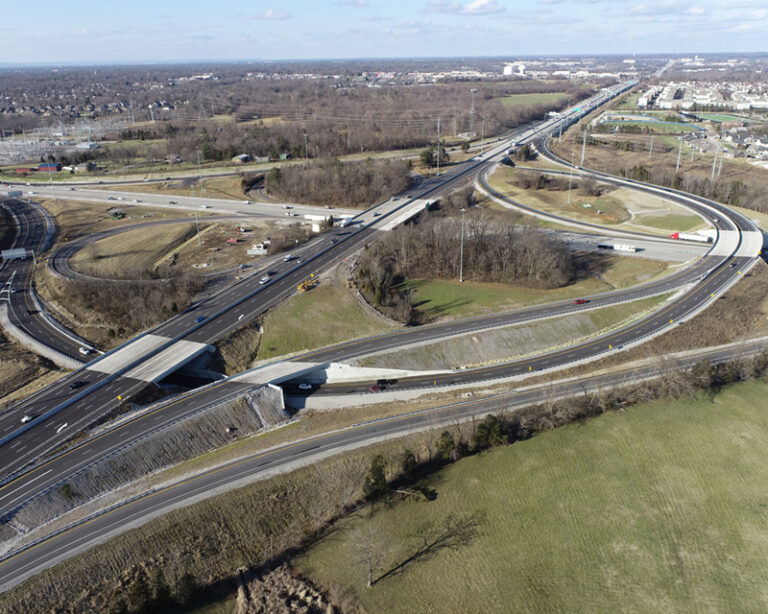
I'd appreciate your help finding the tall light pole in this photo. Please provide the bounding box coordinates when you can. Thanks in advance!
[436,117,441,176]
[304,132,309,168]
[197,149,204,195]
[480,115,485,156]
[675,138,682,175]
[459,208,466,282]
[470,88,477,133]
[568,153,575,204]
[193,150,202,246]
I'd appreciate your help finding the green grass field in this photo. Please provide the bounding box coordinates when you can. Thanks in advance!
[500,93,569,108]
[401,255,669,321]
[298,380,768,613]
[612,91,643,110]
[403,277,608,320]
[256,281,397,360]
[603,120,699,133]
[694,113,750,123]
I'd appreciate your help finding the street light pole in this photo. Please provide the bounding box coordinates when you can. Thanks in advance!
[436,117,441,176]
[193,150,202,246]
[470,88,477,133]
[480,115,485,155]
[459,208,466,283]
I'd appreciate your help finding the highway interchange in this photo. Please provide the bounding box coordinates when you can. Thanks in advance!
[0,78,765,591]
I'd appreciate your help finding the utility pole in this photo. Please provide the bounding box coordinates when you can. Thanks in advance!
[675,139,682,175]
[568,153,575,204]
[459,208,466,283]
[436,117,441,176]
[304,132,309,168]
[711,147,718,182]
[580,131,587,167]
[718,149,724,177]
[690,146,695,163]
[558,118,563,143]
[648,135,654,158]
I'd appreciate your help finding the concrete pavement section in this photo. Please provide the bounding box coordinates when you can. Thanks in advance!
[708,230,740,256]
[231,361,324,385]
[380,199,431,231]
[87,334,212,382]
[738,231,764,258]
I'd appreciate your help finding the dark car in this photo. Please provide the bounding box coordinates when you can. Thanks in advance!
[574,299,588,305]
[68,380,85,391]
[195,315,207,323]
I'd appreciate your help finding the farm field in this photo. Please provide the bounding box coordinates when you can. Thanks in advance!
[298,379,768,614]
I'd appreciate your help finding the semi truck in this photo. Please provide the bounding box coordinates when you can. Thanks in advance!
[669,232,713,243]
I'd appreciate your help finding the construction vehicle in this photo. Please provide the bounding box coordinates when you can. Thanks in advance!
[297,278,318,292]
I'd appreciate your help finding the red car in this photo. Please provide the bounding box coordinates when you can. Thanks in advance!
[368,384,384,392]
[574,299,588,305]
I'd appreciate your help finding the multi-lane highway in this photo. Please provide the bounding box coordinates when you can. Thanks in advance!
[0,199,91,363]
[0,78,744,483]
[4,78,764,590]
[2,336,767,592]
[11,184,356,219]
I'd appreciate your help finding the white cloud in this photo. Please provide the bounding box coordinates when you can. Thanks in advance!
[249,9,291,20]
[425,0,505,15]
[338,0,369,5]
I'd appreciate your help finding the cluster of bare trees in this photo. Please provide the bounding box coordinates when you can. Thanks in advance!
[357,203,577,322]
[617,163,767,211]
[160,79,588,163]
[265,158,412,207]
[52,277,203,340]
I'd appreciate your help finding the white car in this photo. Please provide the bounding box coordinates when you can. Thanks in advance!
[282,205,293,209]
[78,346,91,356]
[298,383,312,390]
[21,414,33,423]
[200,204,211,209]
[259,275,270,285]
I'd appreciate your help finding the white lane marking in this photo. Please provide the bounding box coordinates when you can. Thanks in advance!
[0,468,52,501]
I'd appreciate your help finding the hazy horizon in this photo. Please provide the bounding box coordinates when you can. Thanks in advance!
[2,0,766,65]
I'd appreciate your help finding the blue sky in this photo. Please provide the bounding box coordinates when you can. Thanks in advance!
[1,0,766,64]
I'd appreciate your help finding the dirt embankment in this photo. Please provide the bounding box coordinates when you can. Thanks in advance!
[235,564,343,614]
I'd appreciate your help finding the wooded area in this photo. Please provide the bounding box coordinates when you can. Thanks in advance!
[356,188,578,323]
[264,158,412,207]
